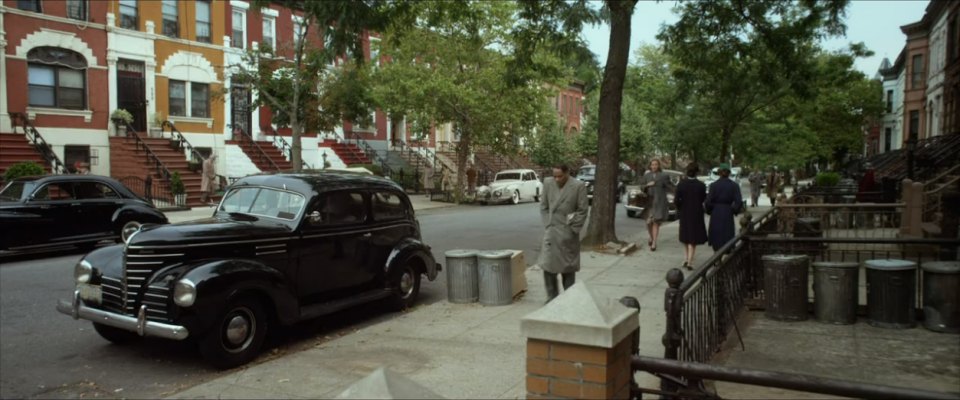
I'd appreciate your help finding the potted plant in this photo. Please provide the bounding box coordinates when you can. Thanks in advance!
[111,109,134,136]
[170,172,187,207]
[150,113,165,138]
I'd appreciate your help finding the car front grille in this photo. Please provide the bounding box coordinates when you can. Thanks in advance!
[99,249,182,323]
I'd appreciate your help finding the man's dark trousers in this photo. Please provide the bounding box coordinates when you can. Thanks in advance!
[544,271,576,302]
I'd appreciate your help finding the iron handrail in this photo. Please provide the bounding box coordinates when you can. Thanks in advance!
[160,120,204,162]
[923,163,960,192]
[344,131,393,176]
[269,133,314,170]
[122,120,173,182]
[9,112,67,174]
[236,127,280,172]
[632,356,958,400]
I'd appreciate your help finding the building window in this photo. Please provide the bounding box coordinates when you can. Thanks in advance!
[64,145,91,174]
[195,0,211,43]
[162,0,179,38]
[27,47,87,110]
[191,83,210,118]
[886,90,893,114]
[170,81,209,118]
[293,17,306,49]
[67,0,87,20]
[17,0,41,12]
[950,17,959,61]
[884,128,892,152]
[909,110,920,138]
[119,0,138,30]
[262,17,276,49]
[369,37,381,66]
[911,54,924,90]
[232,9,246,49]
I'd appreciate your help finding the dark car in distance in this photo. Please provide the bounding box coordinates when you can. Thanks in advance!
[0,175,168,252]
[578,164,628,204]
[58,173,441,368]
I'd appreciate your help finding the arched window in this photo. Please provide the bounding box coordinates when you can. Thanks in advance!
[27,47,87,109]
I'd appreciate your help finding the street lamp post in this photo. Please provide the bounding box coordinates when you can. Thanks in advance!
[906,135,917,180]
[322,152,328,169]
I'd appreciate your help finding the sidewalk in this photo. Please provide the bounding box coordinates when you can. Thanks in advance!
[163,193,456,224]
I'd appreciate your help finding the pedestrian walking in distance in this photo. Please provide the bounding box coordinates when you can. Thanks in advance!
[675,163,708,270]
[766,169,781,207]
[639,159,675,251]
[706,163,744,251]
[200,154,218,204]
[538,164,589,303]
[748,170,764,207]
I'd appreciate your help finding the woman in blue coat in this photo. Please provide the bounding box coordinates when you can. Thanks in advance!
[675,162,707,269]
[706,164,743,251]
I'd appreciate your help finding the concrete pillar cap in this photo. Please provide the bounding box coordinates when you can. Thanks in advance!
[520,282,639,349]
[336,367,445,399]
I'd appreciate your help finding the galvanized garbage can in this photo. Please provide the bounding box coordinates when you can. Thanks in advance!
[445,249,479,304]
[477,250,514,306]
[812,262,859,325]
[762,255,810,321]
[865,259,917,329]
[920,261,960,333]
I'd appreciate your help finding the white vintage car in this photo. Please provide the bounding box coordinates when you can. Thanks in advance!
[477,169,543,205]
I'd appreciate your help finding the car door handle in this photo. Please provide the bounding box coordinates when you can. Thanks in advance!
[361,232,373,238]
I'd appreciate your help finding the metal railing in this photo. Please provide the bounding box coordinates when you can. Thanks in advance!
[769,202,904,239]
[9,112,67,174]
[236,127,280,172]
[922,168,960,223]
[117,175,176,210]
[264,128,314,170]
[160,120,203,163]
[122,120,174,182]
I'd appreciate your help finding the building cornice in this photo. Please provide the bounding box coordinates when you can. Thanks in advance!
[0,6,108,31]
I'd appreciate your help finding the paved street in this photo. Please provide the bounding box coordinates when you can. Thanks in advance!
[0,199,647,399]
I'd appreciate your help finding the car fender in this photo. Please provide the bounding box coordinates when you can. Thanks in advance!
[111,204,168,227]
[384,238,439,282]
[179,259,299,330]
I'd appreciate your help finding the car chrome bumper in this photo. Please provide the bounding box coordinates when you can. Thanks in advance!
[56,290,189,340]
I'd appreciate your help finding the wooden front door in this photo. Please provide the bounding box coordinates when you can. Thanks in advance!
[117,60,146,132]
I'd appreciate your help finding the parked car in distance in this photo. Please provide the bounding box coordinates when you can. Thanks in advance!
[705,166,743,190]
[57,172,441,369]
[622,169,684,219]
[577,164,629,204]
[0,175,167,252]
[477,169,543,205]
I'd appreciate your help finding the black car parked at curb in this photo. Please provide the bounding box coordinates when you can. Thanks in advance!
[57,172,441,369]
[0,175,168,253]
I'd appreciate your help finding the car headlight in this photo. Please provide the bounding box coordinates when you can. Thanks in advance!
[173,279,197,307]
[75,260,93,283]
[494,190,502,197]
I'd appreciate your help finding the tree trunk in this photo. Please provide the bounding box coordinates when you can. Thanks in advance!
[454,124,471,205]
[719,125,732,163]
[582,0,637,247]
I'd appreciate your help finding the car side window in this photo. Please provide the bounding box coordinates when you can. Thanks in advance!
[315,191,366,225]
[33,183,76,201]
[372,191,408,220]
[74,182,118,200]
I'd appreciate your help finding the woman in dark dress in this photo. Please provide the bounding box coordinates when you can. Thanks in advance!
[706,163,744,251]
[675,163,707,270]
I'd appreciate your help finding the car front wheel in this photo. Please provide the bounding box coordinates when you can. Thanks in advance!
[199,297,268,369]
[511,190,520,205]
[388,261,421,311]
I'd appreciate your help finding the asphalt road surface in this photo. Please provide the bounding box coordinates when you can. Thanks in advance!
[0,200,646,399]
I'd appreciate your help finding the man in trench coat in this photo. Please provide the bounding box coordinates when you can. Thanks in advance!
[538,164,589,303]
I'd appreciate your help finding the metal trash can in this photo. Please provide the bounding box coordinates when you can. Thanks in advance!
[445,249,479,304]
[920,261,960,333]
[812,262,859,325]
[762,255,810,321]
[793,217,822,238]
[477,250,514,306]
[865,259,917,329]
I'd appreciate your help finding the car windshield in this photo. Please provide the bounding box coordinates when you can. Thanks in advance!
[218,187,306,220]
[579,167,596,178]
[0,181,33,201]
[495,172,521,181]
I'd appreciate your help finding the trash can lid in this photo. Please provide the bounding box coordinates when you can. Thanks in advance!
[761,254,809,263]
[920,261,960,274]
[445,249,479,258]
[477,250,515,259]
[865,259,916,271]
[812,261,859,269]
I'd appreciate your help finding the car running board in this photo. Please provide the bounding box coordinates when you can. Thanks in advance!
[299,289,393,320]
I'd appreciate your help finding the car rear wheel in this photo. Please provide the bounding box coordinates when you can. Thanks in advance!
[627,210,637,218]
[199,297,268,369]
[388,261,421,311]
[93,322,140,345]
[511,190,520,205]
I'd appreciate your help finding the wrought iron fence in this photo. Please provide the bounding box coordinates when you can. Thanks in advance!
[236,127,280,172]
[123,120,173,182]
[117,175,176,210]
[765,203,904,239]
[269,131,314,170]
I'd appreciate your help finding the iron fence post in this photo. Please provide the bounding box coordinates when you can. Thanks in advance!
[662,268,685,396]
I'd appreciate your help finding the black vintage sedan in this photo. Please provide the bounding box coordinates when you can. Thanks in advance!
[0,175,168,252]
[57,173,441,369]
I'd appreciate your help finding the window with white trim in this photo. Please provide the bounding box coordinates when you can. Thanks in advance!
[232,8,246,49]
[169,80,210,118]
[27,47,87,110]
[67,0,87,21]
[162,0,179,37]
[119,0,137,30]
[17,0,41,12]
[195,0,211,43]
[262,17,276,49]
[293,16,305,49]
[369,37,381,67]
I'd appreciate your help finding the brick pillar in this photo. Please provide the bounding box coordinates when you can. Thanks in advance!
[521,283,639,399]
